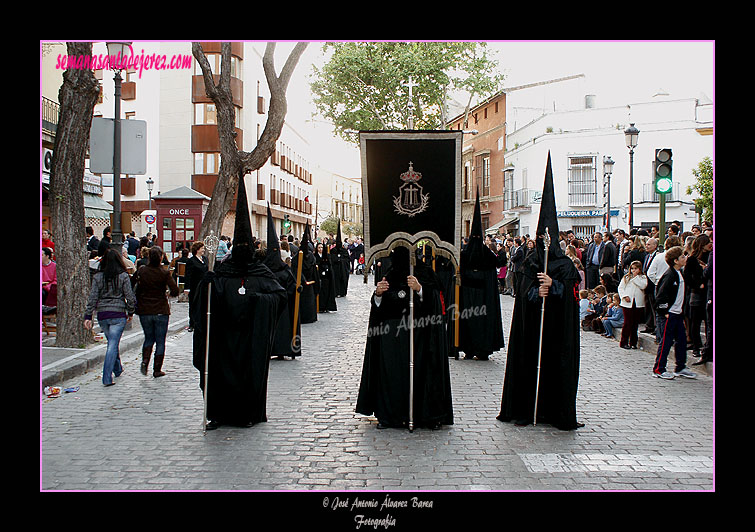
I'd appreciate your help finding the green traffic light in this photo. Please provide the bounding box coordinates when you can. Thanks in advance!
[655,177,673,194]
[654,148,673,195]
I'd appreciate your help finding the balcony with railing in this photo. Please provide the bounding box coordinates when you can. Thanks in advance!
[42,97,59,137]
[642,182,681,202]
[504,188,540,211]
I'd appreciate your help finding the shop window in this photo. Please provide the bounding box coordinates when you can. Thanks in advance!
[161,216,197,260]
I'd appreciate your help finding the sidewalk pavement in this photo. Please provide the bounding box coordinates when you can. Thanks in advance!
[41,297,190,389]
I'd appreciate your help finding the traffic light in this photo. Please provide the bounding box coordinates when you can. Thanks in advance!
[282,214,291,233]
[654,148,673,194]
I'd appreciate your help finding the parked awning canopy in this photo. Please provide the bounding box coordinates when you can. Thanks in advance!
[84,193,113,220]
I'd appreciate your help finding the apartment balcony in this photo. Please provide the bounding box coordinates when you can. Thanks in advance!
[642,182,681,203]
[191,174,218,198]
[191,75,243,107]
[191,124,243,152]
[504,188,539,212]
[121,81,136,101]
[42,97,59,142]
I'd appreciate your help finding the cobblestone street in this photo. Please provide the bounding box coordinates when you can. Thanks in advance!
[41,274,713,494]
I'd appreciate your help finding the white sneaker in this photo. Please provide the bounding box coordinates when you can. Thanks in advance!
[654,371,675,380]
[674,368,697,379]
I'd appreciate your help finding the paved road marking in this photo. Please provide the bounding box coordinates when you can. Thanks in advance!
[519,453,713,474]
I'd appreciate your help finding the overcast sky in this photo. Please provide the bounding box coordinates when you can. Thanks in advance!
[278,41,715,178]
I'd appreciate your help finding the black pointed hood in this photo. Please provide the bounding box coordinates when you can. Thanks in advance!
[535,151,562,258]
[233,171,254,248]
[264,203,286,271]
[334,218,348,259]
[300,222,313,257]
[470,187,483,240]
[519,151,580,288]
[266,203,280,254]
[461,187,495,269]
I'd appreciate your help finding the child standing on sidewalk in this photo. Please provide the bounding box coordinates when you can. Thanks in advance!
[653,246,696,380]
[617,260,648,349]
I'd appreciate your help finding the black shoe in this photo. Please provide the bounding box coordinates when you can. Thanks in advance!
[103,382,116,387]
[376,420,402,430]
[205,420,221,431]
[514,419,531,426]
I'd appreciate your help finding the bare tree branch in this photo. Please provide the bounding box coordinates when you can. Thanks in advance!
[191,41,308,239]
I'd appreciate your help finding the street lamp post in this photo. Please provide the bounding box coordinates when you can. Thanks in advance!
[624,123,640,229]
[603,155,615,232]
[146,176,154,233]
[106,41,131,252]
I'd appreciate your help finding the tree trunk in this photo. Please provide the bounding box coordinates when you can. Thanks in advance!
[192,42,308,240]
[49,42,101,347]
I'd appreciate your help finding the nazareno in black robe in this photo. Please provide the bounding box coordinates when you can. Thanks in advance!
[497,152,582,430]
[191,248,287,426]
[315,247,337,312]
[332,244,351,297]
[457,238,505,360]
[291,240,318,324]
[264,252,301,359]
[356,247,454,429]
[496,236,582,430]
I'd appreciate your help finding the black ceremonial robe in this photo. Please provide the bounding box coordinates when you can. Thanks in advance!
[264,253,301,358]
[497,247,582,430]
[291,247,318,324]
[191,258,286,426]
[332,245,351,297]
[457,243,505,360]
[316,250,337,312]
[356,249,453,429]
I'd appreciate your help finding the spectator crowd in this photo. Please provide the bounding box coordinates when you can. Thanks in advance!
[474,220,713,379]
[43,219,713,384]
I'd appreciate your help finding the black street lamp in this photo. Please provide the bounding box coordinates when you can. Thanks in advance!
[603,155,615,232]
[624,123,640,229]
[106,41,131,251]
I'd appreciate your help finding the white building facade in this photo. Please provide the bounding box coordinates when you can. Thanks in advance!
[502,95,713,241]
[310,165,363,237]
[90,41,315,256]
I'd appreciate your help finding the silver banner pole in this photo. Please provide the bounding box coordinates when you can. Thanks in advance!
[533,227,551,427]
[201,230,219,434]
[408,259,415,433]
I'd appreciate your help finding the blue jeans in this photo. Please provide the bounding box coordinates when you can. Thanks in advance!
[99,317,127,385]
[603,318,622,337]
[139,314,170,356]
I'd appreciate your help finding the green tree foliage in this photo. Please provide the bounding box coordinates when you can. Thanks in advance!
[344,221,363,238]
[319,216,340,236]
[687,156,713,222]
[310,42,504,144]
[319,217,363,238]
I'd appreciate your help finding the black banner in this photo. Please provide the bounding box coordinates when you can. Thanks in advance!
[360,130,462,269]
